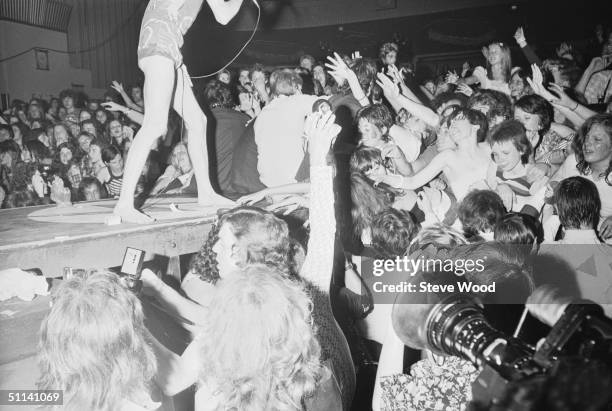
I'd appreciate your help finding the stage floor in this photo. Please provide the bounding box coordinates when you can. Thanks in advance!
[0,197,224,277]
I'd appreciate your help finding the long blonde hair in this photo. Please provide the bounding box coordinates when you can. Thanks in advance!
[38,270,156,411]
[197,264,325,410]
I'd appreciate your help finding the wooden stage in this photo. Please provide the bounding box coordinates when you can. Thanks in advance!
[0,197,223,278]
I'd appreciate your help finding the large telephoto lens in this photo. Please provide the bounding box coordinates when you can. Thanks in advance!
[426,294,507,366]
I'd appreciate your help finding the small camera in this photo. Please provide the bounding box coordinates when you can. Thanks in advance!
[120,247,145,293]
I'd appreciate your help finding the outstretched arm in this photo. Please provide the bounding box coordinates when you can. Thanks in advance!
[371,150,451,191]
[377,73,439,128]
[300,112,340,292]
[326,52,370,107]
[206,0,244,25]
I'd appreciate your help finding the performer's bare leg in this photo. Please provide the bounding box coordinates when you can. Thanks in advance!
[173,67,234,207]
[114,55,175,224]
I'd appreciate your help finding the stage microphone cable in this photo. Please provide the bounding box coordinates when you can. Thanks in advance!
[143,0,260,213]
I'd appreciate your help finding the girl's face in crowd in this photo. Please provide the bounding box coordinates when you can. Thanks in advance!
[79,110,91,123]
[107,153,124,174]
[448,114,473,143]
[491,141,522,171]
[59,147,73,165]
[131,87,143,102]
[89,144,102,162]
[364,161,387,179]
[358,119,385,148]
[583,124,612,165]
[62,96,74,110]
[54,125,69,146]
[109,120,123,140]
[424,81,436,95]
[300,58,313,72]
[84,184,102,201]
[218,72,230,84]
[509,74,526,98]
[58,107,67,120]
[78,135,92,153]
[82,123,96,137]
[487,43,503,65]
[28,104,42,120]
[238,70,251,87]
[88,101,99,111]
[383,51,397,66]
[514,107,541,133]
[95,110,108,125]
[50,99,59,111]
[313,65,326,84]
[212,223,240,278]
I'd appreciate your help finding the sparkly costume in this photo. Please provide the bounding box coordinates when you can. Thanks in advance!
[137,0,204,67]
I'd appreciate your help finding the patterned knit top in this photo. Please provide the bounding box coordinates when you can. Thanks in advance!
[302,165,356,410]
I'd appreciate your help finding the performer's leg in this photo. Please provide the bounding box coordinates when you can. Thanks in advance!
[114,55,175,223]
[173,67,234,206]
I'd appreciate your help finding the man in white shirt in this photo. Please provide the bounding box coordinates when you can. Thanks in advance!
[254,69,320,187]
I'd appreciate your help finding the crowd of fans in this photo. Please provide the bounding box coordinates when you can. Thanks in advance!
[3,20,612,411]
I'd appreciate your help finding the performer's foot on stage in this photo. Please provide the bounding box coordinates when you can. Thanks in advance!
[113,204,155,224]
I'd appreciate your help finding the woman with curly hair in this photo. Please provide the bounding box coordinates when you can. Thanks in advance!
[549,113,612,240]
[142,113,355,409]
[194,265,341,409]
[37,270,162,411]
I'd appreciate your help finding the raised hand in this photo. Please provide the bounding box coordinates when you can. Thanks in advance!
[461,61,471,77]
[122,125,135,142]
[237,189,268,206]
[547,83,575,108]
[527,64,557,102]
[514,27,526,46]
[456,83,473,97]
[140,268,163,297]
[445,70,459,85]
[325,52,355,85]
[101,101,127,113]
[304,111,341,165]
[50,176,72,206]
[266,194,309,215]
[376,72,400,99]
[111,81,125,95]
